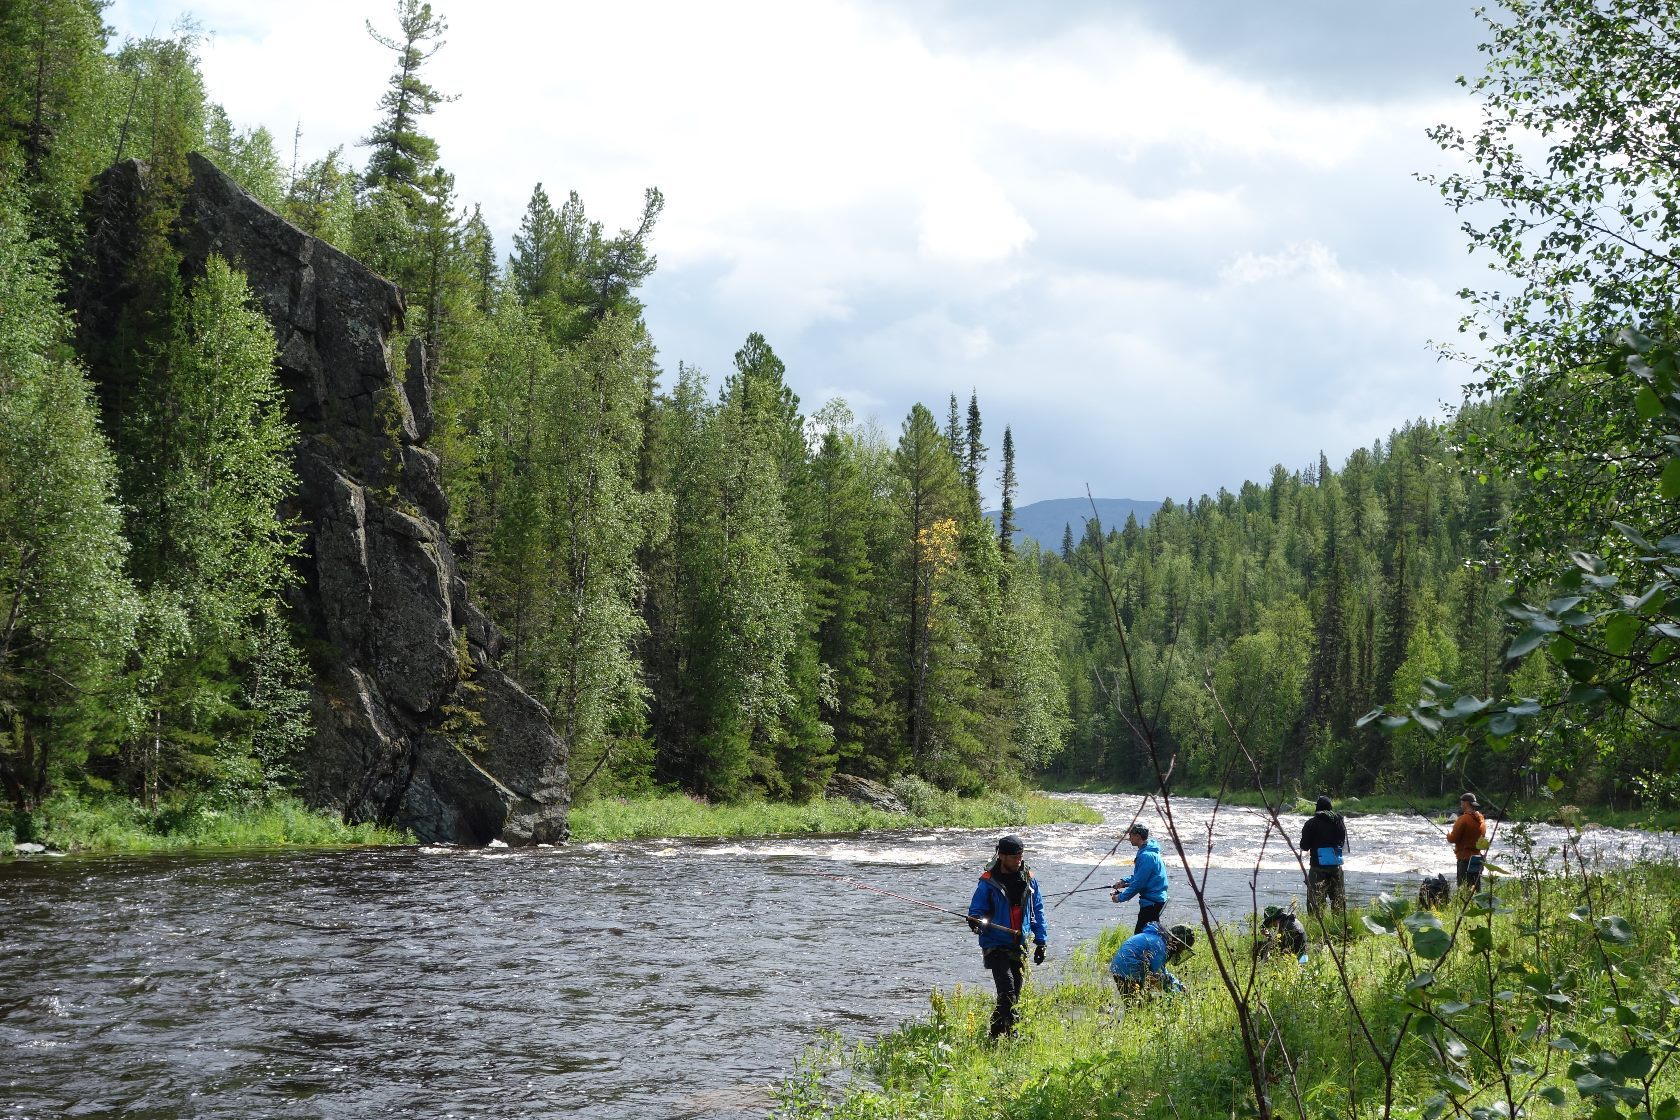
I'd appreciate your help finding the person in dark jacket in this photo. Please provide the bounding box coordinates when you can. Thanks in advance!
[1256,904,1308,962]
[1109,921,1194,995]
[1111,823,1169,933]
[1298,795,1347,919]
[966,834,1048,1038]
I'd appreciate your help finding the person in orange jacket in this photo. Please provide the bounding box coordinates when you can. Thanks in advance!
[1446,792,1487,890]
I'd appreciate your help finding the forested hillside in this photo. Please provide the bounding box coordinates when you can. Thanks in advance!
[3,0,1676,834]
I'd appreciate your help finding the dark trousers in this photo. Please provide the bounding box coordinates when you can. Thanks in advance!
[1306,866,1345,919]
[1134,901,1164,934]
[1456,857,1483,891]
[983,947,1024,1037]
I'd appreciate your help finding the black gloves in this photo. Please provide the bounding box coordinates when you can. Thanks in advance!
[1033,942,1046,965]
[967,917,983,934]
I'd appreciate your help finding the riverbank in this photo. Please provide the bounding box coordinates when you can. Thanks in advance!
[1040,779,1680,832]
[770,859,1680,1119]
[568,786,1100,842]
[5,783,1100,855]
[3,792,408,855]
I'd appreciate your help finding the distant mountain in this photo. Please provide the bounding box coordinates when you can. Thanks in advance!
[985,497,1162,552]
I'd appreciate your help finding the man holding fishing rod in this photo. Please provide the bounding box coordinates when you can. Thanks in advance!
[1110,822,1169,933]
[966,835,1048,1039]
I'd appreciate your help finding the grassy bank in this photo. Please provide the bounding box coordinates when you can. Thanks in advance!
[771,857,1680,1119]
[4,792,408,855]
[569,784,1100,843]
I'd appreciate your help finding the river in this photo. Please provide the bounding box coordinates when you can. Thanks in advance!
[3,795,1675,1119]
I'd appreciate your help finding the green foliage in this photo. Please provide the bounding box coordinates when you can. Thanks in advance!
[1042,415,1513,799]
[116,255,306,804]
[772,862,1680,1120]
[566,788,1097,843]
[282,146,357,249]
[359,0,452,193]
[0,0,117,247]
[1368,2,1680,802]
[204,105,284,209]
[14,790,407,852]
[0,178,138,809]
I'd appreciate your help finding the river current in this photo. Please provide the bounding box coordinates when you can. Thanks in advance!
[3,795,1676,1119]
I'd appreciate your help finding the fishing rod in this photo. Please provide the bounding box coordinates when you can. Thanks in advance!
[1050,794,1156,910]
[806,871,1019,935]
[1045,884,1125,900]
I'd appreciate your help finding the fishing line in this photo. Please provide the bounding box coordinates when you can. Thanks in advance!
[1044,884,1124,900]
[804,870,1019,935]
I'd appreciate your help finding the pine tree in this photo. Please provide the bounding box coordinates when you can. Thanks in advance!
[964,390,986,502]
[998,425,1018,560]
[510,183,562,303]
[893,403,967,767]
[809,406,878,775]
[360,0,453,193]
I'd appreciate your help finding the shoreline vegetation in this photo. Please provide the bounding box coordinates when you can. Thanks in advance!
[770,858,1680,1119]
[566,786,1100,843]
[2,784,1100,857]
[3,794,409,856]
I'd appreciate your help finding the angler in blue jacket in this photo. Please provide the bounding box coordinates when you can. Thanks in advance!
[966,834,1048,1038]
[1111,823,1169,933]
[1109,920,1194,995]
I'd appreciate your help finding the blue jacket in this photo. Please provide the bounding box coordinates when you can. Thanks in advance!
[1115,838,1168,906]
[968,861,1047,952]
[1108,922,1182,989]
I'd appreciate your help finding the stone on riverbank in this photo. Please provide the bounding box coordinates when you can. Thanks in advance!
[825,774,910,814]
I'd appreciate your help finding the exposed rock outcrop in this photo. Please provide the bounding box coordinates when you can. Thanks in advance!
[73,154,567,845]
[824,774,909,815]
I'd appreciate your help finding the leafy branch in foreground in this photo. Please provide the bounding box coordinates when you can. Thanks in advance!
[1363,331,1680,791]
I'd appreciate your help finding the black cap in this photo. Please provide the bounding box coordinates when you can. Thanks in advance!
[1315,795,1332,811]
[1168,924,1196,951]
[996,835,1024,854]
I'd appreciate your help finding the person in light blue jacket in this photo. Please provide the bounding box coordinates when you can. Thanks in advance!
[1109,921,1193,995]
[966,835,1048,1038]
[1111,823,1168,933]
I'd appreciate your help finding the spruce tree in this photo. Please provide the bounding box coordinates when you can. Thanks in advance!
[997,425,1018,559]
[964,390,986,502]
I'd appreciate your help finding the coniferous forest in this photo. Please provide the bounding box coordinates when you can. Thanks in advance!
[3,0,1679,835]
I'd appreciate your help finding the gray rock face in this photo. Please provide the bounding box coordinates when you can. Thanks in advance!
[74,154,567,845]
[824,774,909,815]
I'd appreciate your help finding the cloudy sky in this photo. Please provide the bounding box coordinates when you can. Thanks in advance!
[107,0,1494,509]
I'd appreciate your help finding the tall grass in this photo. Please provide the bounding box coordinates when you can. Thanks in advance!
[772,859,1680,1119]
[568,785,1099,842]
[10,792,408,853]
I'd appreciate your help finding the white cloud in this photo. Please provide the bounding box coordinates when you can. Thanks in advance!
[1220,242,1347,289]
[105,0,1486,506]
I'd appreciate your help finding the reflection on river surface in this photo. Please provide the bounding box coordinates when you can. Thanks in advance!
[2,795,1675,1118]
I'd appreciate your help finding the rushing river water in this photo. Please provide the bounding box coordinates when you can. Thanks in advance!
[3,795,1677,1119]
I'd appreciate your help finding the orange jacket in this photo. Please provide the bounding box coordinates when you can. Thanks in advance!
[1447,810,1485,859]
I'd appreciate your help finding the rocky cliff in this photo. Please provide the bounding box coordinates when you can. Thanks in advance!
[73,153,568,845]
